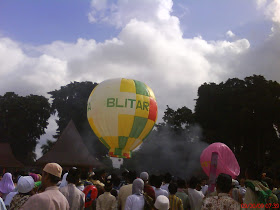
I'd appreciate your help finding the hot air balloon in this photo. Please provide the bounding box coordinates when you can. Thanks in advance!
[200,142,240,178]
[87,78,158,158]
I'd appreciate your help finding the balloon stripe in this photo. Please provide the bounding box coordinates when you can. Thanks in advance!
[148,97,157,122]
[135,94,150,118]
[99,137,110,149]
[146,85,156,100]
[138,119,155,141]
[118,136,128,149]
[118,114,134,137]
[133,80,149,96]
[120,78,136,93]
[123,137,136,151]
[129,116,148,138]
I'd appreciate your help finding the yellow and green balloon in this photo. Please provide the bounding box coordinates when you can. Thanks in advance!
[87,78,158,158]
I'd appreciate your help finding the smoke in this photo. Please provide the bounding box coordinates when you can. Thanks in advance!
[123,124,209,179]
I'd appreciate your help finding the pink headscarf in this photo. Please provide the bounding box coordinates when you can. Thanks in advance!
[29,173,39,182]
[0,173,15,194]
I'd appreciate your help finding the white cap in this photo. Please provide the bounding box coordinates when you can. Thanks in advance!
[154,195,169,210]
[17,176,35,193]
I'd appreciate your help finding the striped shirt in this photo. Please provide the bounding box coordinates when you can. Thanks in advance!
[169,194,184,210]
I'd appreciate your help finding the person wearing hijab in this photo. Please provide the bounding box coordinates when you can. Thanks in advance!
[9,176,34,210]
[29,173,39,182]
[59,173,68,188]
[0,173,15,200]
[125,178,145,210]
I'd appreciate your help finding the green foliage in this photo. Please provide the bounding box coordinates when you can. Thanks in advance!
[48,81,108,159]
[0,92,51,164]
[195,75,280,167]
[41,139,56,155]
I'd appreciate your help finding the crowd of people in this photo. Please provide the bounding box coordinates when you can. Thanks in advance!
[0,162,279,210]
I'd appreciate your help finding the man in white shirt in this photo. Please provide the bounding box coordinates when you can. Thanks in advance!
[187,177,204,210]
[154,176,169,198]
[161,173,172,193]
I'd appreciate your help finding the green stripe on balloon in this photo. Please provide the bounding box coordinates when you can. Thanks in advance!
[114,148,123,156]
[118,136,128,149]
[99,137,110,149]
[134,80,149,96]
[142,123,155,142]
[129,116,148,138]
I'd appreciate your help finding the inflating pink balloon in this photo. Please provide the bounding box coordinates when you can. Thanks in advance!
[200,142,240,178]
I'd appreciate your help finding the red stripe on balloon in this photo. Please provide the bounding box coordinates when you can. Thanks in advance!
[148,97,157,122]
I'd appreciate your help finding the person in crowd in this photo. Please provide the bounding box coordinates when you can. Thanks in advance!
[161,173,172,193]
[118,171,136,210]
[99,170,107,184]
[60,167,85,210]
[200,178,208,196]
[154,195,169,210]
[239,177,246,202]
[96,179,117,210]
[201,173,240,210]
[154,176,169,199]
[21,162,69,210]
[9,176,34,210]
[0,197,6,210]
[59,172,68,188]
[140,172,155,201]
[29,173,39,182]
[0,173,15,200]
[229,179,243,203]
[187,177,204,210]
[176,179,189,210]
[168,183,183,210]
[273,175,280,202]
[244,165,278,208]
[89,173,105,198]
[124,178,145,210]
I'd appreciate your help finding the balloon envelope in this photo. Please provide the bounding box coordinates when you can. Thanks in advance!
[200,142,240,178]
[87,78,158,158]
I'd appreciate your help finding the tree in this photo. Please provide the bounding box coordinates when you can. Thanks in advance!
[48,81,108,159]
[41,140,56,155]
[0,92,51,164]
[195,75,280,168]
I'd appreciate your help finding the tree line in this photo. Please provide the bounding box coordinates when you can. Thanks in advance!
[0,75,279,171]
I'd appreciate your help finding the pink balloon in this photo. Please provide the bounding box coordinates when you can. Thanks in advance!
[200,142,240,178]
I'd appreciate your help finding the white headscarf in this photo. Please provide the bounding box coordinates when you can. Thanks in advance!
[132,178,144,195]
[59,173,68,188]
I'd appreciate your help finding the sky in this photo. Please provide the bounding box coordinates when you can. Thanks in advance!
[0,0,279,158]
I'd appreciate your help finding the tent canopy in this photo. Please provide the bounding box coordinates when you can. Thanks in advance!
[0,143,24,168]
[37,120,103,168]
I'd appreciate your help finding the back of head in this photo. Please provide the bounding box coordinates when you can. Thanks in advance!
[127,171,137,184]
[132,178,144,195]
[168,182,177,195]
[155,195,170,210]
[154,176,163,188]
[0,172,15,194]
[189,176,199,189]
[67,167,81,185]
[177,179,186,189]
[43,163,62,184]
[140,172,149,182]
[164,173,172,184]
[17,176,34,194]
[216,173,232,193]
[104,179,113,192]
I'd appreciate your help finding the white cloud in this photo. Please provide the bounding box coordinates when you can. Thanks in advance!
[226,30,235,38]
[1,0,280,157]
